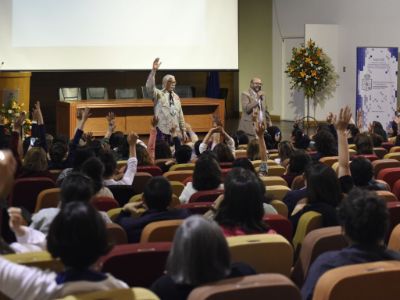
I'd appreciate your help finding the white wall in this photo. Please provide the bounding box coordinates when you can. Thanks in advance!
[272,0,400,119]
[305,24,339,120]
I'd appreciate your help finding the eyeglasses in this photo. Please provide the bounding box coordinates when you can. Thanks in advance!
[253,82,263,86]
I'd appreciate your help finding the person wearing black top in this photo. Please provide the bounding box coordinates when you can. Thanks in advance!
[302,188,400,300]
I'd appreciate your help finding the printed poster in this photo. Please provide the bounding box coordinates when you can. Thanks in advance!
[356,47,398,132]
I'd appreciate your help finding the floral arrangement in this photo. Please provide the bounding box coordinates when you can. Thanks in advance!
[0,99,31,135]
[285,39,335,99]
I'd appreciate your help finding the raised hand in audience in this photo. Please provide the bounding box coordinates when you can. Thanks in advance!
[106,112,116,130]
[127,132,138,145]
[82,131,94,144]
[335,106,352,178]
[8,207,26,237]
[202,126,220,144]
[185,122,198,143]
[77,107,91,130]
[13,112,26,132]
[335,107,352,132]
[34,101,44,125]
[212,115,223,127]
[127,132,138,158]
[104,112,116,139]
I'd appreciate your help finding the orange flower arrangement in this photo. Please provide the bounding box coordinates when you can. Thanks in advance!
[285,39,334,99]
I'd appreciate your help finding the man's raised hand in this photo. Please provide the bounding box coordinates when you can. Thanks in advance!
[152,57,161,71]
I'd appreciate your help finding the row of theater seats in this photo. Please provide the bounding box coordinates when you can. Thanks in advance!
[59,85,196,101]
[4,223,400,299]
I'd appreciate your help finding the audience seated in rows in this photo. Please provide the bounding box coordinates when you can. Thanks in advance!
[287,107,354,230]
[289,162,341,232]
[3,99,400,300]
[15,173,112,250]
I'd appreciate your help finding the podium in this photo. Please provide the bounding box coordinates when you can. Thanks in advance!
[56,98,225,138]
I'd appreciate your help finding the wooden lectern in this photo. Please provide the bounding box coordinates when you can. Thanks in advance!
[56,98,225,138]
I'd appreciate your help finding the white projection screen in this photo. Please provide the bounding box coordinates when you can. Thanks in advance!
[0,0,238,70]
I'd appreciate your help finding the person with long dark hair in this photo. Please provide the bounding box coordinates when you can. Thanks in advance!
[179,153,223,204]
[215,168,273,236]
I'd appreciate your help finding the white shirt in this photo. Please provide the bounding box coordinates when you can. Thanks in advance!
[179,182,224,204]
[249,89,264,123]
[30,208,112,235]
[103,157,138,186]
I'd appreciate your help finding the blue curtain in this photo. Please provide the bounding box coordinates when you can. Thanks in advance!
[206,71,220,98]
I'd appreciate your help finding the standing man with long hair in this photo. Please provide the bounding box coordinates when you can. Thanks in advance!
[146,58,188,143]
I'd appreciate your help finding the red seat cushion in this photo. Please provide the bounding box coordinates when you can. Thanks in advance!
[100,242,172,287]
[263,214,293,241]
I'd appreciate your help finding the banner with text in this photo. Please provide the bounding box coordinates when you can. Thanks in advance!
[356,47,398,132]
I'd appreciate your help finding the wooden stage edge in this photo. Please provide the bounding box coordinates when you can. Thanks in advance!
[56,98,225,138]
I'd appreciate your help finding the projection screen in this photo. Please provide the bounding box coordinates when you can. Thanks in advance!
[0,0,238,70]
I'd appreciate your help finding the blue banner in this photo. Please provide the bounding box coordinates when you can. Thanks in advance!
[206,71,220,98]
